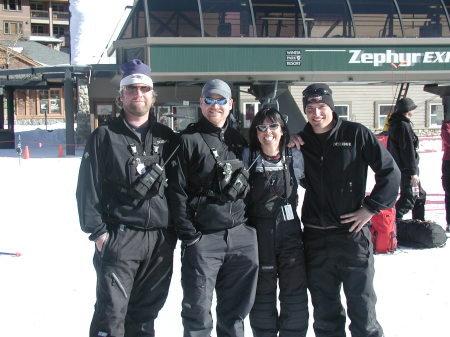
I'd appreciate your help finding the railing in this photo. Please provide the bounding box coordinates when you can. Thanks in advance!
[31,10,69,21]
[53,11,69,20]
[31,10,49,19]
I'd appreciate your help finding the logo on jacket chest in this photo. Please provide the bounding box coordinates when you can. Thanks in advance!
[333,141,352,147]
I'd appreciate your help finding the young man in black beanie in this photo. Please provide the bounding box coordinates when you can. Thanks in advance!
[298,83,400,337]
[77,59,177,337]
[387,97,427,221]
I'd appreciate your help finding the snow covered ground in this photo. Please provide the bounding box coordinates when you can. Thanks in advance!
[0,124,448,337]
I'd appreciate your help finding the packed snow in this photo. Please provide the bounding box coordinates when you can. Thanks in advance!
[0,124,448,337]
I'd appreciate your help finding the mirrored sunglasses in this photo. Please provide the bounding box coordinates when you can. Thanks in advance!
[124,85,153,94]
[203,97,228,106]
[256,123,280,132]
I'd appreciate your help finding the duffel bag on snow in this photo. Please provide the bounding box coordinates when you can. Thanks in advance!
[396,219,447,249]
[370,208,397,253]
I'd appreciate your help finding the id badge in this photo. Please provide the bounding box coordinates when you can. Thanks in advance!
[281,204,294,221]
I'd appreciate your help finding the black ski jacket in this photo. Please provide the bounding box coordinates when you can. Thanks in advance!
[76,114,174,241]
[387,113,420,175]
[299,116,400,229]
[167,118,247,242]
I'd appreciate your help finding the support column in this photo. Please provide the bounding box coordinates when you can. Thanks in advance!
[75,79,91,145]
[443,96,450,122]
[64,69,75,155]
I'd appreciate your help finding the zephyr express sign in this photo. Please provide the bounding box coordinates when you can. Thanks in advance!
[149,45,450,72]
[348,49,450,67]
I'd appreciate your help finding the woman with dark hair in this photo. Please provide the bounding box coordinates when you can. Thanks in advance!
[243,107,309,337]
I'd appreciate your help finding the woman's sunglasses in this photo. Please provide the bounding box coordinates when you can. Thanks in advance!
[203,97,228,106]
[256,123,280,132]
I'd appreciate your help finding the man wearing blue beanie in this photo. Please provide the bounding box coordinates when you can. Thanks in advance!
[77,59,177,337]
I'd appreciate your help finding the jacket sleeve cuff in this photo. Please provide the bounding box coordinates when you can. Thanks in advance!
[362,199,380,215]
[180,231,202,245]
[88,224,107,241]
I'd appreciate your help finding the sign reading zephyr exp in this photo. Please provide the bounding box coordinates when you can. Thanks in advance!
[286,50,302,66]
[348,49,450,67]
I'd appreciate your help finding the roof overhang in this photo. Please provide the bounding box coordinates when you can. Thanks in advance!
[0,64,120,88]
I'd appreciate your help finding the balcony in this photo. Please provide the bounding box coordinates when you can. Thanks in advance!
[31,10,49,19]
[31,10,69,23]
[53,11,69,21]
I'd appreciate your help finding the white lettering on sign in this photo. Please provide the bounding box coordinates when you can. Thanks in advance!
[348,49,450,67]
[286,50,302,66]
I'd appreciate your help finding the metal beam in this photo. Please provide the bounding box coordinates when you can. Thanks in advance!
[64,69,75,156]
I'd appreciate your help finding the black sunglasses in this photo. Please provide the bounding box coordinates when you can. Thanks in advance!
[256,123,280,132]
[124,85,153,94]
[303,87,331,97]
[203,97,228,106]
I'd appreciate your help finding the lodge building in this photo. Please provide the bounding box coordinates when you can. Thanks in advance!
[101,0,450,135]
[2,0,450,152]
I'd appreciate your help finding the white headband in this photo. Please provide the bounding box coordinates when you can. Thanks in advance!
[120,73,153,88]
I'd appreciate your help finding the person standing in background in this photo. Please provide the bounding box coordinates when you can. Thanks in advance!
[387,97,427,221]
[441,118,450,232]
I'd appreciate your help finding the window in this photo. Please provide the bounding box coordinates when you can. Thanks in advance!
[157,105,199,132]
[253,0,302,37]
[202,0,253,37]
[351,0,402,38]
[122,48,145,64]
[334,104,350,121]
[3,0,22,11]
[53,25,65,36]
[376,103,395,129]
[301,0,354,38]
[243,102,260,128]
[428,102,443,127]
[52,3,67,12]
[31,24,48,35]
[146,0,201,37]
[50,90,61,114]
[4,21,23,35]
[39,89,62,115]
[396,0,450,38]
[30,1,45,11]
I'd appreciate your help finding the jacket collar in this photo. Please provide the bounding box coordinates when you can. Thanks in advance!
[389,112,410,123]
[303,112,341,137]
[198,117,229,135]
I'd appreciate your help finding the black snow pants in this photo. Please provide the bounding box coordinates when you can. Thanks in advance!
[442,160,450,225]
[90,225,176,337]
[395,171,426,221]
[180,223,259,337]
[303,226,383,337]
[249,217,309,337]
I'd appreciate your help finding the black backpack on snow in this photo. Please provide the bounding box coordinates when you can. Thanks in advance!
[396,219,447,249]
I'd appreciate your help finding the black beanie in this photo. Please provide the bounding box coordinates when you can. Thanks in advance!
[302,83,335,111]
[395,97,417,114]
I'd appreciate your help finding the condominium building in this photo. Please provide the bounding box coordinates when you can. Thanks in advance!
[1,0,69,52]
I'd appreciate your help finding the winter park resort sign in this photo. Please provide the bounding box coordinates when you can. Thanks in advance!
[148,45,450,73]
